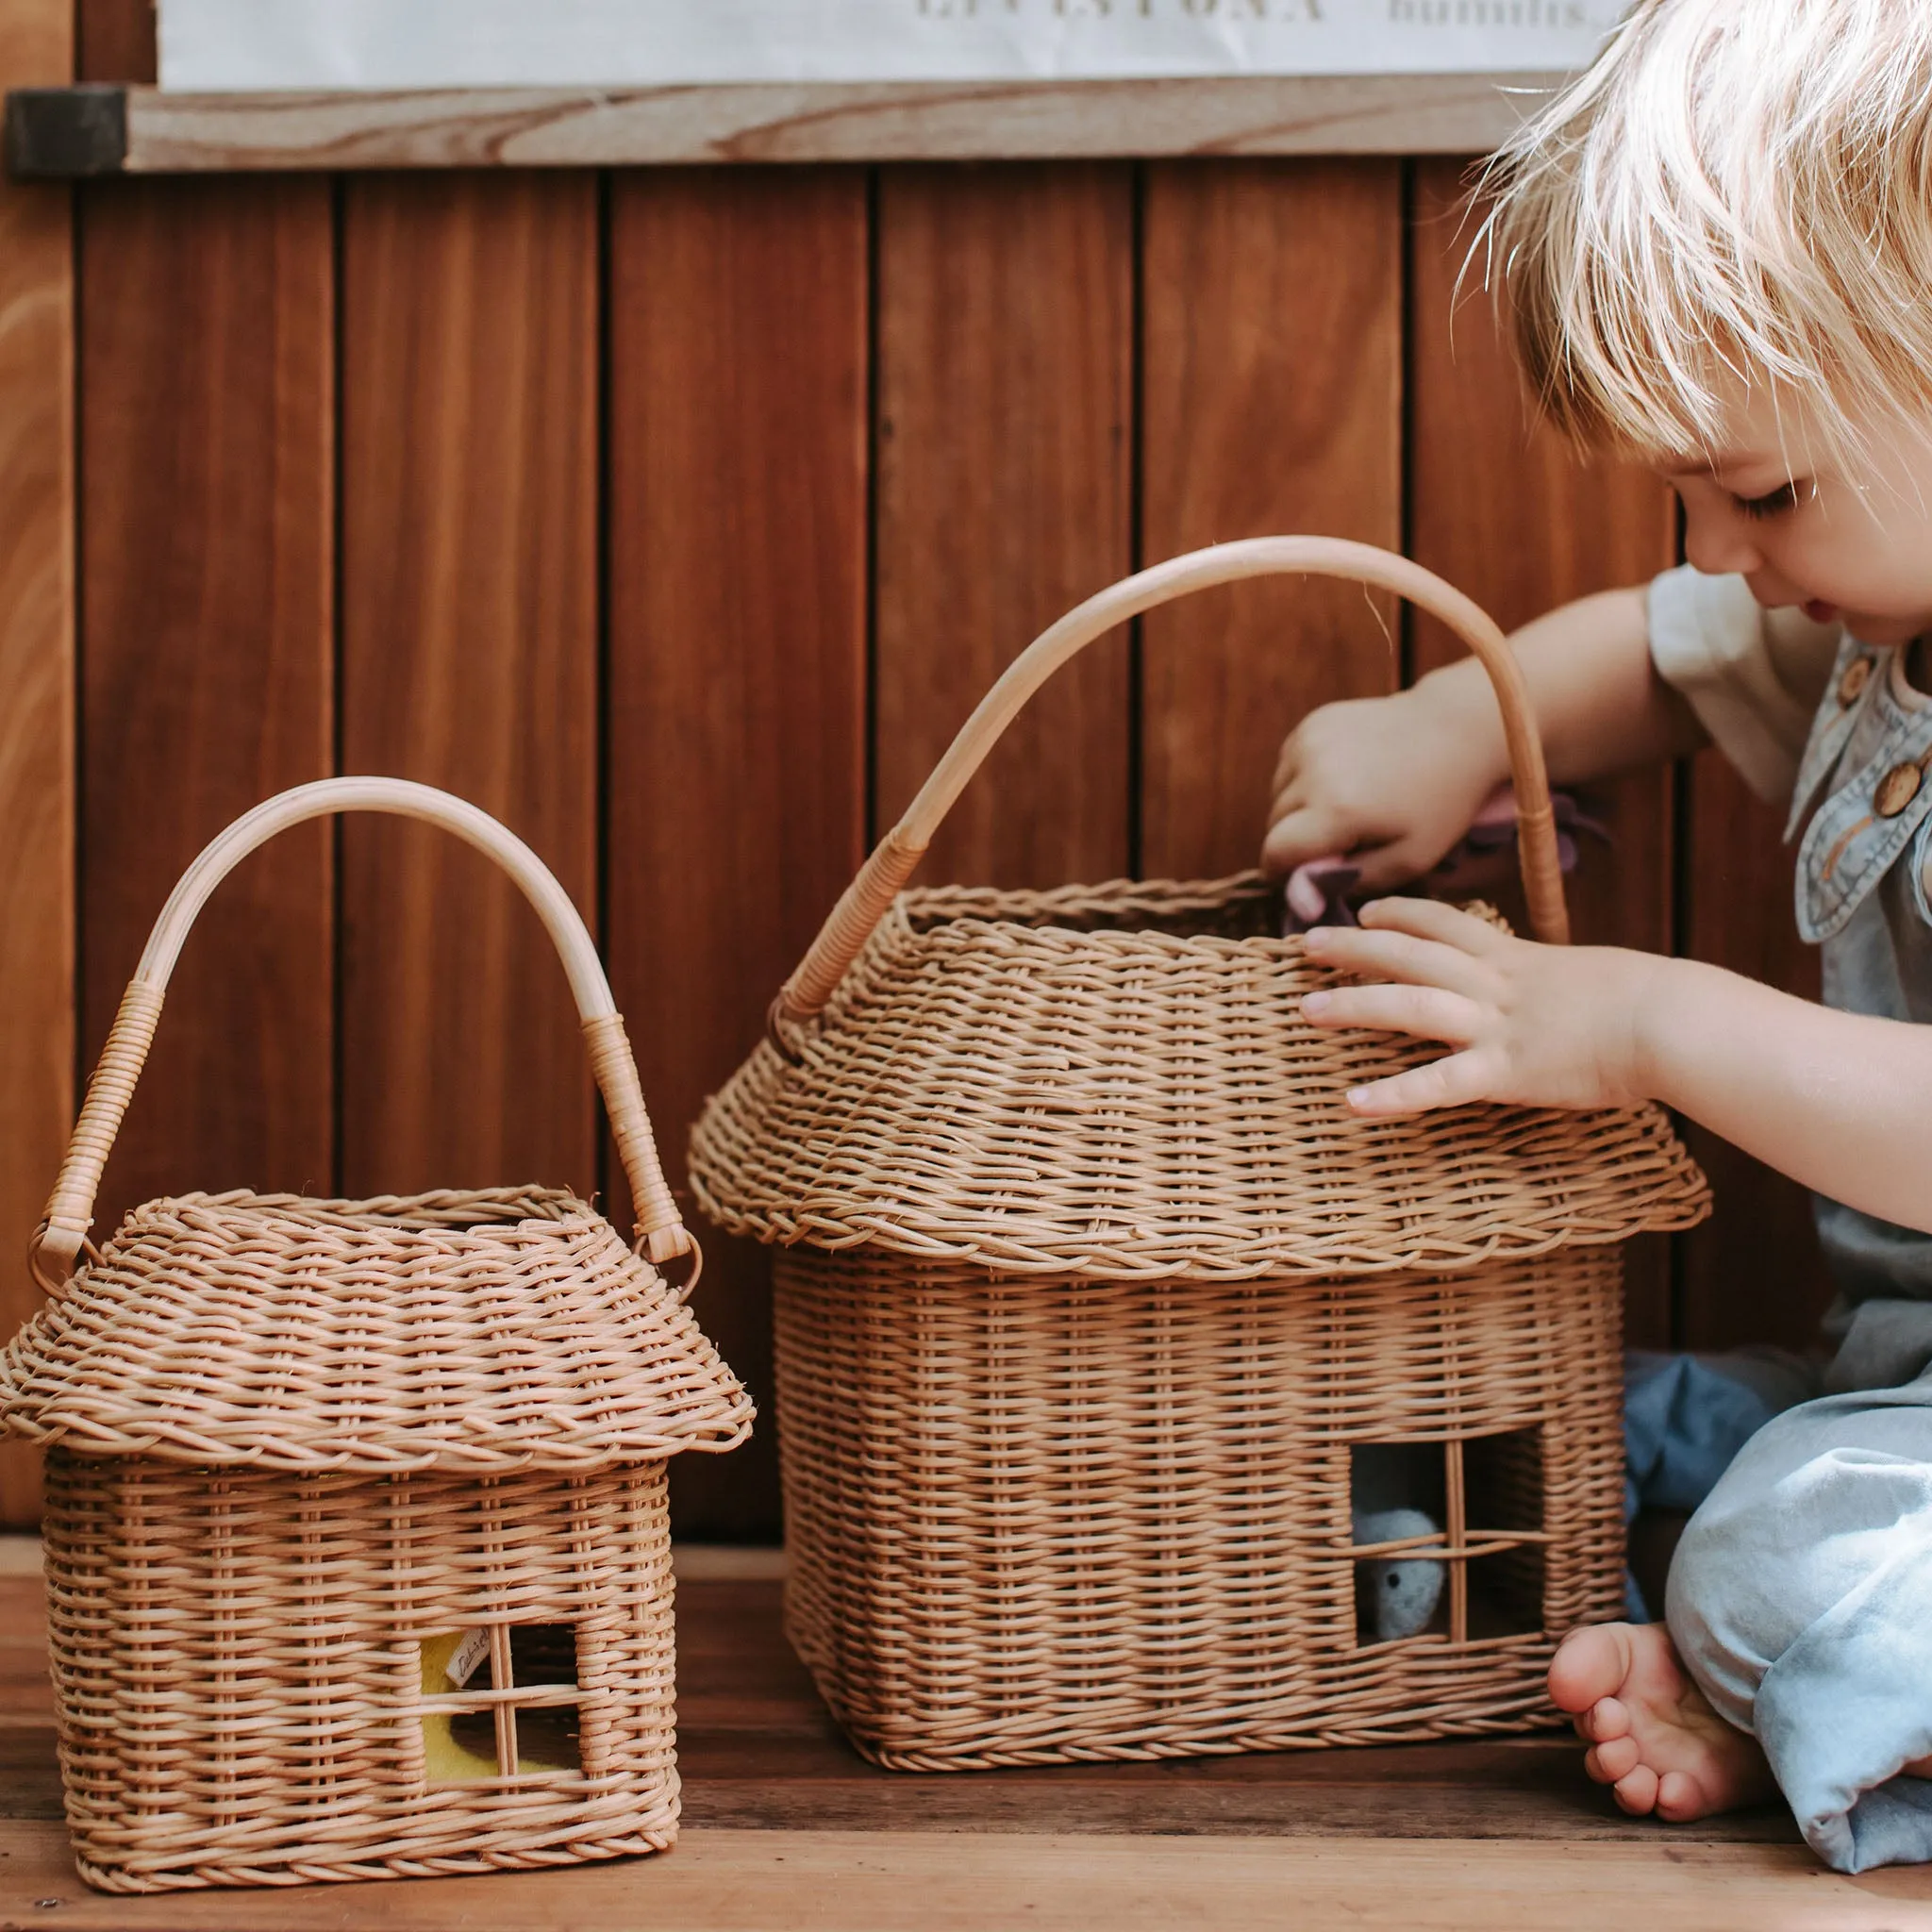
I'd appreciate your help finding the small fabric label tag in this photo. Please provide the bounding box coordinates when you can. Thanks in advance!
[445,1625,491,1690]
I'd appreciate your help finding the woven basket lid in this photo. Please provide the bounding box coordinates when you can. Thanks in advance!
[8,779,756,1474]
[691,875,1710,1284]
[1,1188,755,1473]
[696,541,1714,1285]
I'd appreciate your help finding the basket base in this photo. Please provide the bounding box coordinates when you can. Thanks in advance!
[833,1710,1573,1774]
[790,1595,1572,1772]
[74,1825,678,1894]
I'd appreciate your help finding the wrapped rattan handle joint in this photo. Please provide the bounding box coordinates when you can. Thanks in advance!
[772,538,1568,1046]
[29,779,692,1288]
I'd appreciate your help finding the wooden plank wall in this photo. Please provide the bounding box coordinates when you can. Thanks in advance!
[0,0,75,1525]
[1,6,1830,1532]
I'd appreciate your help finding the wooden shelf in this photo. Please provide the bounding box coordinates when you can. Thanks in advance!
[4,73,1557,176]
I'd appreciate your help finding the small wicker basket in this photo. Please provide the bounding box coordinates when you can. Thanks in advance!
[692,537,1710,1770]
[1,778,755,1890]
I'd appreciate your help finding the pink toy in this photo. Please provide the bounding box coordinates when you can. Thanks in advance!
[1282,784,1607,932]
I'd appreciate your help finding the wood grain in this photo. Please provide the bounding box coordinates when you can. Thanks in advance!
[0,1569,1805,1840]
[874,164,1134,886]
[0,1571,1899,1932]
[1406,158,1679,1348]
[12,1822,1921,1932]
[1678,759,1832,1352]
[607,170,869,1538]
[108,75,1562,175]
[76,0,153,86]
[77,175,335,1238]
[1140,158,1405,880]
[0,1570,52,1735]
[339,175,600,1203]
[0,0,73,1528]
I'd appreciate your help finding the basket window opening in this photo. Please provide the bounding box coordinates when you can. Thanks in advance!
[1350,1429,1547,1648]
[422,1622,585,1785]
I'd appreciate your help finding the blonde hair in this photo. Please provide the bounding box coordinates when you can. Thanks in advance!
[1481,0,1932,464]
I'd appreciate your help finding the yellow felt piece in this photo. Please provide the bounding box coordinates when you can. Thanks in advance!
[418,1628,472,1694]
[418,1630,504,1782]
[416,1630,577,1780]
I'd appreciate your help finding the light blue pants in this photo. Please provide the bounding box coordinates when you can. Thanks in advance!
[1665,1375,1932,1874]
[1623,1348,1819,1620]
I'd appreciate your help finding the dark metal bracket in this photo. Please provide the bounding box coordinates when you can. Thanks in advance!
[6,86,129,180]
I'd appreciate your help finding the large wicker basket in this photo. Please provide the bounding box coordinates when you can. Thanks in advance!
[1,778,755,1890]
[691,537,1709,1770]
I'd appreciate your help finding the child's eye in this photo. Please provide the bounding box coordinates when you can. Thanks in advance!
[1734,482,1807,520]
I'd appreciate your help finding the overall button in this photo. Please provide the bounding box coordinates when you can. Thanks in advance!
[1840,658,1874,707]
[1876,762,1924,818]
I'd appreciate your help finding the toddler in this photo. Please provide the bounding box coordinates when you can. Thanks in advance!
[1263,0,1932,1874]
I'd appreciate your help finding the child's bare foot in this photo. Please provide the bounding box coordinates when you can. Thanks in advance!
[1549,1623,1775,1822]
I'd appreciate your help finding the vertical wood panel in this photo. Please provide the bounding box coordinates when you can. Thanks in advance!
[1679,767,1829,1351]
[1406,158,1678,1347]
[78,169,335,1239]
[875,164,1135,886]
[77,0,153,84]
[340,175,600,1200]
[0,0,74,1526]
[1140,159,1404,879]
[608,170,869,1539]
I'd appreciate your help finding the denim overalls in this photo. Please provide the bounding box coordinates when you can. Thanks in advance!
[1666,631,1932,1874]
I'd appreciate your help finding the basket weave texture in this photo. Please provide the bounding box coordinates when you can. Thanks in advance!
[42,1453,686,1889]
[0,780,754,1890]
[773,1242,1623,1768]
[692,875,1707,1281]
[690,539,1711,1769]
[3,1189,747,1471]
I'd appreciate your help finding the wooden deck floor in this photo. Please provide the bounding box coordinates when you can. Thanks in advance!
[4,1542,1930,1930]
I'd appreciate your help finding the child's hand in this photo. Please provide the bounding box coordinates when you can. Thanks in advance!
[1299,898,1663,1117]
[1261,684,1506,888]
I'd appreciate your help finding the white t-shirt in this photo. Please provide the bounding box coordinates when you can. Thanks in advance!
[1646,564,1844,806]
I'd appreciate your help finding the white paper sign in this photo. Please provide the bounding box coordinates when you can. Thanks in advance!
[158,1,1624,93]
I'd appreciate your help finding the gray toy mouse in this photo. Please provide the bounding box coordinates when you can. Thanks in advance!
[1353,1505,1446,1641]
[1351,1441,1446,1641]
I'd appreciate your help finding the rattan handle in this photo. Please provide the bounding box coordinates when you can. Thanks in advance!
[30,777,692,1290]
[774,537,1567,1038]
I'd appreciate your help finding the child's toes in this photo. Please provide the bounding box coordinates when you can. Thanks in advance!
[1585,1736,1641,1785]
[1574,1694,1631,1744]
[1549,1624,1632,1714]
[1654,1770,1707,1823]
[1611,1764,1660,1816]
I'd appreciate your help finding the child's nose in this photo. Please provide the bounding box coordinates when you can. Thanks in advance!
[1684,507,1762,577]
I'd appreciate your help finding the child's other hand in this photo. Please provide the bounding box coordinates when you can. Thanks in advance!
[1261,684,1504,888]
[1299,898,1663,1117]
